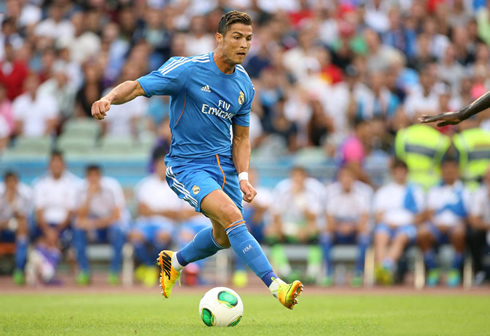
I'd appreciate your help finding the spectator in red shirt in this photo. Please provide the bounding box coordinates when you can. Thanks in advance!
[0,43,29,101]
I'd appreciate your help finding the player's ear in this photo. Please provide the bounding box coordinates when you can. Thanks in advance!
[216,32,223,44]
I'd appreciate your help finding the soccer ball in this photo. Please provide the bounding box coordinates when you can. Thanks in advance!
[199,287,244,327]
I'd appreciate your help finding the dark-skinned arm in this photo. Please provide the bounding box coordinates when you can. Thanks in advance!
[419,91,490,126]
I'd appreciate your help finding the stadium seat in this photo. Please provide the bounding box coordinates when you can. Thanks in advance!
[293,147,327,165]
[62,119,102,140]
[10,136,53,156]
[56,135,97,154]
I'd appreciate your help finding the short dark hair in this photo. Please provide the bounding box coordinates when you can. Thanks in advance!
[50,149,64,160]
[441,156,459,166]
[217,11,252,36]
[392,158,408,170]
[86,164,102,174]
[4,170,17,181]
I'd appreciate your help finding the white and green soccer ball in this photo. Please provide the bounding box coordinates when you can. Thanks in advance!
[199,287,244,327]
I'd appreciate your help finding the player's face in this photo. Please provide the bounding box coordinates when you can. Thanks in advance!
[4,176,17,192]
[392,166,407,184]
[441,163,459,184]
[218,23,252,65]
[339,169,354,191]
[87,170,101,187]
[50,156,65,178]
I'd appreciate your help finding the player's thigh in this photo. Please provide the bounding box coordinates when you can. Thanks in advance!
[166,165,221,213]
[201,189,243,227]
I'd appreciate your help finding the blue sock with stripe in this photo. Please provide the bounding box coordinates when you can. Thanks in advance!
[176,227,225,267]
[225,220,277,287]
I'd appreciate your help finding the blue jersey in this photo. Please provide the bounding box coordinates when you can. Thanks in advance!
[137,52,254,164]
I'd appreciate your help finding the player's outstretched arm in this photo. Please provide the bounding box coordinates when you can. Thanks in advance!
[91,80,146,120]
[419,91,490,127]
[232,124,257,203]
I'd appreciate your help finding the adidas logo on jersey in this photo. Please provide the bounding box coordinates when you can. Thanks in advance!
[201,85,211,93]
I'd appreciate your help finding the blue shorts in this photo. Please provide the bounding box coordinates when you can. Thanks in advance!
[0,229,16,242]
[166,155,243,214]
[426,223,464,245]
[131,218,174,243]
[374,223,417,243]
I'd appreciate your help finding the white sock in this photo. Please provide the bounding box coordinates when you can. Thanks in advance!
[268,277,286,298]
[171,253,184,272]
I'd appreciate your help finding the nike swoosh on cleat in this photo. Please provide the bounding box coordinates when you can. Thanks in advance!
[160,253,172,280]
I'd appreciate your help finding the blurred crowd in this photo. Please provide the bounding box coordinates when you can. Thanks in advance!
[1,0,490,287]
[0,0,490,155]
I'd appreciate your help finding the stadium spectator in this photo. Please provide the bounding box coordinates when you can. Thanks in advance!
[0,17,23,61]
[468,167,490,285]
[12,73,58,137]
[34,3,74,42]
[321,165,370,287]
[417,158,469,287]
[0,43,28,101]
[128,156,181,287]
[65,11,101,66]
[185,15,215,56]
[0,83,13,136]
[233,168,272,287]
[38,64,76,121]
[73,165,125,286]
[373,159,425,285]
[0,171,30,285]
[74,62,104,118]
[268,167,323,283]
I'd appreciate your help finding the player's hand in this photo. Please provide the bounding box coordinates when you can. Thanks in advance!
[418,111,463,127]
[91,98,111,120]
[240,180,257,203]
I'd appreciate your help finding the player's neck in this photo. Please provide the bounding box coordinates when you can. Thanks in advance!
[213,50,236,75]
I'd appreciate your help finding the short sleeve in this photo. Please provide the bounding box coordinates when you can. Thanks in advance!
[427,188,438,210]
[43,96,59,118]
[12,98,25,121]
[373,190,384,213]
[232,86,254,127]
[469,188,485,217]
[33,182,46,209]
[136,57,191,97]
[413,186,426,212]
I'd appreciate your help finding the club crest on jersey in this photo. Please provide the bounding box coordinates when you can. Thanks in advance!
[192,185,200,195]
[238,91,245,105]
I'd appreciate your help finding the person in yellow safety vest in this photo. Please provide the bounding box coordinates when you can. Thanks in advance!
[453,127,490,191]
[395,124,451,191]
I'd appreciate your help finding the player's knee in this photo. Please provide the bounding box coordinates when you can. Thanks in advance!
[217,203,242,227]
[128,231,145,243]
[156,232,171,244]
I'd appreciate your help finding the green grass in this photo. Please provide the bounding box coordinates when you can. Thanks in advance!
[0,293,489,335]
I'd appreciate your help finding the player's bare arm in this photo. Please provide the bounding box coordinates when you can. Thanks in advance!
[232,124,256,203]
[91,80,146,120]
[419,90,490,126]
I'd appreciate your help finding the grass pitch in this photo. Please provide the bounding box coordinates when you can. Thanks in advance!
[1,293,489,335]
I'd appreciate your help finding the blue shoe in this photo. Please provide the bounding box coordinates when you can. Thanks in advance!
[446,269,461,288]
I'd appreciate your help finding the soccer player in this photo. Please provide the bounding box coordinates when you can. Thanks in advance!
[0,171,31,285]
[91,11,303,309]
[419,91,490,126]
[417,159,469,287]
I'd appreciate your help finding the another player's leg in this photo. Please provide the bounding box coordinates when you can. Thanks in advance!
[373,224,391,284]
[417,224,439,286]
[14,216,29,285]
[353,233,370,287]
[447,226,465,287]
[202,190,303,309]
[73,228,90,285]
[107,224,125,285]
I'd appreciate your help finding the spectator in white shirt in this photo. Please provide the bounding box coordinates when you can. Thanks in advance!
[128,156,182,287]
[13,73,58,137]
[73,165,125,286]
[418,159,470,287]
[0,171,31,285]
[34,3,74,42]
[184,15,215,56]
[33,150,77,249]
[268,167,323,283]
[373,159,425,285]
[468,168,490,285]
[321,165,371,287]
[403,64,440,121]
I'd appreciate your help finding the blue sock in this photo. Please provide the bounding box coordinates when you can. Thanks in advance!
[424,249,437,270]
[355,234,370,275]
[225,220,277,287]
[15,235,28,270]
[452,252,464,269]
[320,233,334,276]
[176,227,225,267]
[133,241,153,266]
